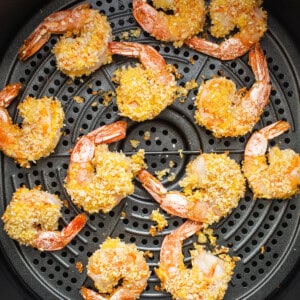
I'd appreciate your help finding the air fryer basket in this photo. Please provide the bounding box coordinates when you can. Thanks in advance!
[0,1,299,299]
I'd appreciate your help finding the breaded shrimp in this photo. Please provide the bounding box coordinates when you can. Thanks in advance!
[156,220,236,299]
[0,83,64,168]
[243,121,300,199]
[194,43,271,138]
[109,41,177,122]
[65,121,146,214]
[138,152,246,224]
[186,0,267,60]
[80,237,150,300]
[19,4,112,79]
[1,186,87,251]
[132,0,205,47]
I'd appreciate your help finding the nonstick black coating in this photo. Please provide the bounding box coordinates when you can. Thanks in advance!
[0,0,299,299]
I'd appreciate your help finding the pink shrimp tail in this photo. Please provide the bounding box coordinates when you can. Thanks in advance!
[18,4,90,61]
[245,121,291,156]
[71,121,127,163]
[0,83,22,108]
[80,287,106,300]
[34,213,87,251]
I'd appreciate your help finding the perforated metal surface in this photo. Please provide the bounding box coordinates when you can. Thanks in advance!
[0,1,299,299]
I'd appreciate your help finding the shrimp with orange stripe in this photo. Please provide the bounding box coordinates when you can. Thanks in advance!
[19,3,112,79]
[185,0,267,60]
[243,121,300,199]
[80,237,150,300]
[2,186,87,251]
[156,220,236,299]
[132,0,206,47]
[138,152,245,225]
[194,43,271,138]
[0,83,64,168]
[65,121,146,214]
[109,41,178,122]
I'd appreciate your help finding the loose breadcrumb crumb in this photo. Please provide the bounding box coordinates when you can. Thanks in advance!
[120,211,126,219]
[144,131,151,141]
[150,209,168,236]
[155,168,170,180]
[130,139,140,149]
[76,261,83,273]
[73,96,85,103]
[167,172,176,182]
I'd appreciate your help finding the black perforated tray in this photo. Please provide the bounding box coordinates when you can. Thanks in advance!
[0,1,299,299]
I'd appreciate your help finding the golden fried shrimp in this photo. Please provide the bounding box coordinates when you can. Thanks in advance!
[65,121,145,214]
[80,238,150,300]
[243,121,300,199]
[156,220,236,299]
[194,43,271,138]
[0,83,64,168]
[185,0,267,60]
[132,0,205,46]
[138,152,245,225]
[1,186,87,251]
[18,4,112,79]
[109,41,177,122]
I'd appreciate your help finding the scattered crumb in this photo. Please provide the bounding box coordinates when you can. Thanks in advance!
[149,209,168,236]
[120,28,141,40]
[91,101,98,107]
[155,168,170,180]
[178,149,183,159]
[143,250,153,258]
[169,160,175,168]
[185,79,198,90]
[62,200,69,208]
[75,262,83,273]
[99,90,115,106]
[154,285,161,291]
[73,96,85,103]
[67,79,73,85]
[261,245,265,254]
[189,57,195,64]
[143,131,151,141]
[88,83,93,89]
[167,172,176,182]
[217,69,224,76]
[120,211,126,219]
[130,139,140,149]
[197,227,217,247]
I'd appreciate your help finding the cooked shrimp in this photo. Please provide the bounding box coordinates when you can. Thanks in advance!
[132,0,205,46]
[156,220,236,299]
[0,83,64,168]
[194,43,271,138]
[80,237,150,300]
[65,121,146,214]
[1,186,87,251]
[138,152,246,224]
[243,121,300,199]
[185,0,267,60]
[18,4,112,79]
[109,41,177,122]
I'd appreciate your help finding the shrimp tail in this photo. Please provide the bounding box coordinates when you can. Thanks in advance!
[80,287,106,300]
[71,121,127,163]
[249,43,269,83]
[138,169,167,204]
[34,213,87,251]
[0,83,22,107]
[245,121,291,156]
[18,3,90,61]
[132,0,170,42]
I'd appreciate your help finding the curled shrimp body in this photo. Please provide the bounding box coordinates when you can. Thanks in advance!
[132,0,206,46]
[185,0,267,60]
[156,220,236,299]
[194,43,271,138]
[0,83,64,168]
[1,186,87,251]
[19,4,112,79]
[109,42,177,122]
[138,152,245,224]
[243,121,300,199]
[65,121,145,214]
[81,237,150,300]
